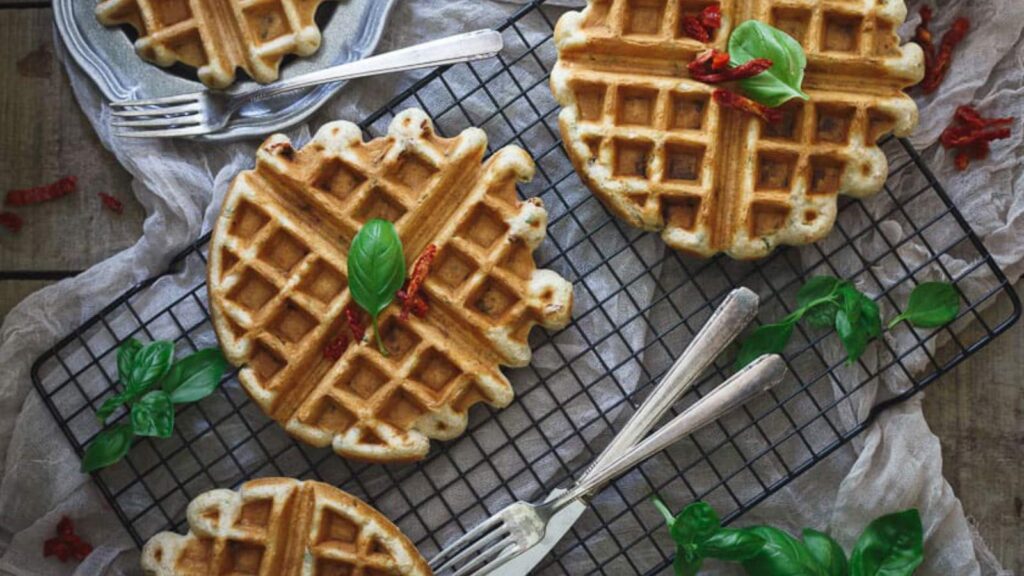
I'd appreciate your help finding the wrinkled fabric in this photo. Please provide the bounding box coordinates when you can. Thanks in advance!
[0,1,1020,575]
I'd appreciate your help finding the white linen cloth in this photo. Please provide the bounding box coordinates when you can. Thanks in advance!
[0,1,1021,574]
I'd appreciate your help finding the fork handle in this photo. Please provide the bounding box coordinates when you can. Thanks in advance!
[241,29,504,103]
[556,354,787,508]
[580,288,759,481]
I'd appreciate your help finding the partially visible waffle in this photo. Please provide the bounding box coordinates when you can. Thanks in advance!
[207,109,573,463]
[552,0,924,259]
[95,0,335,89]
[141,478,431,576]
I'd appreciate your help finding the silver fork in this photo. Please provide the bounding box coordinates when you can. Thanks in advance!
[109,29,504,139]
[431,354,787,576]
[429,288,769,575]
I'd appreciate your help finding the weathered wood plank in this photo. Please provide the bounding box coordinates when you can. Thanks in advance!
[0,8,142,318]
[923,282,1023,573]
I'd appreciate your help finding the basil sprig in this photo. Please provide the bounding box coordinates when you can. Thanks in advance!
[348,219,407,355]
[728,21,809,107]
[82,340,228,473]
[736,277,959,370]
[654,499,924,576]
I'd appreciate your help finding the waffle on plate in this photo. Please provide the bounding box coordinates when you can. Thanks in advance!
[552,0,924,259]
[141,478,431,575]
[207,109,573,463]
[95,0,336,88]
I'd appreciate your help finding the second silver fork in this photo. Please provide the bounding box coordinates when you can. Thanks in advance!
[110,29,504,139]
[429,288,783,575]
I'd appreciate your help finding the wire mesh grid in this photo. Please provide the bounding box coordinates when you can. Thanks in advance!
[31,1,1020,574]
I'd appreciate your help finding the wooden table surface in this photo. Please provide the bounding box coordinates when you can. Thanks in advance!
[0,3,1020,571]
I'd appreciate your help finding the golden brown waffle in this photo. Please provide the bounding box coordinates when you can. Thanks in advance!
[552,0,924,259]
[95,0,335,89]
[141,478,431,576]
[207,109,573,463]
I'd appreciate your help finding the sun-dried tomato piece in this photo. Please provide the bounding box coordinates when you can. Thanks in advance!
[344,306,367,342]
[43,517,91,563]
[681,16,710,42]
[713,89,783,123]
[0,212,23,233]
[915,7,969,94]
[940,105,1014,171]
[6,176,77,207]
[689,49,772,83]
[323,333,348,361]
[98,193,124,215]
[400,244,438,320]
[700,5,722,31]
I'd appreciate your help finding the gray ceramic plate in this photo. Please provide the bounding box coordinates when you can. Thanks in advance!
[55,0,396,142]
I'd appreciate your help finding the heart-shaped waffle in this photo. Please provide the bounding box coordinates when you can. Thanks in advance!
[95,0,336,88]
[141,478,431,575]
[208,109,573,463]
[552,0,924,259]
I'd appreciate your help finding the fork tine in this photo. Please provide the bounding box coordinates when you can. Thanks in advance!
[465,543,520,576]
[430,514,506,569]
[449,535,517,576]
[116,125,211,139]
[110,103,203,118]
[433,527,511,574]
[112,115,204,129]
[109,94,199,108]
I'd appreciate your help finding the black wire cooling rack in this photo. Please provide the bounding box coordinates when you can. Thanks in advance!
[32,1,1021,574]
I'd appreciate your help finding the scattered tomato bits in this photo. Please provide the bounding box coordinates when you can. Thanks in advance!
[98,193,124,215]
[43,517,92,563]
[323,333,348,361]
[914,7,970,94]
[5,176,77,207]
[399,244,438,320]
[689,49,773,83]
[940,105,1014,171]
[0,212,24,233]
[344,305,368,342]
[681,4,722,42]
[713,89,783,123]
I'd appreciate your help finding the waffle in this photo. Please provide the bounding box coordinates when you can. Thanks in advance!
[207,109,573,463]
[95,0,335,89]
[141,478,431,576]
[551,0,924,259]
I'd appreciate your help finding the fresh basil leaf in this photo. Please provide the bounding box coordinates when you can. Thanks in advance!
[348,219,406,355]
[848,509,923,576]
[797,277,841,309]
[130,391,175,438]
[741,526,828,576]
[81,424,134,473]
[836,283,864,326]
[836,309,871,365]
[674,546,703,576]
[162,348,228,404]
[701,528,766,561]
[671,502,722,545]
[96,391,130,423]
[735,321,795,370]
[117,339,143,384]
[803,529,848,576]
[728,20,809,107]
[804,301,840,329]
[125,341,175,396]
[888,282,960,329]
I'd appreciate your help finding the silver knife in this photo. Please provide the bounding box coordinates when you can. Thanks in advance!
[491,287,760,575]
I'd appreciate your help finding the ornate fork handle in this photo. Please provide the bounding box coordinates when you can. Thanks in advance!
[556,354,787,508]
[580,287,759,480]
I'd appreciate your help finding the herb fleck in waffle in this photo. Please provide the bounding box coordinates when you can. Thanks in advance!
[141,478,431,576]
[95,0,336,89]
[552,0,925,259]
[207,109,573,463]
